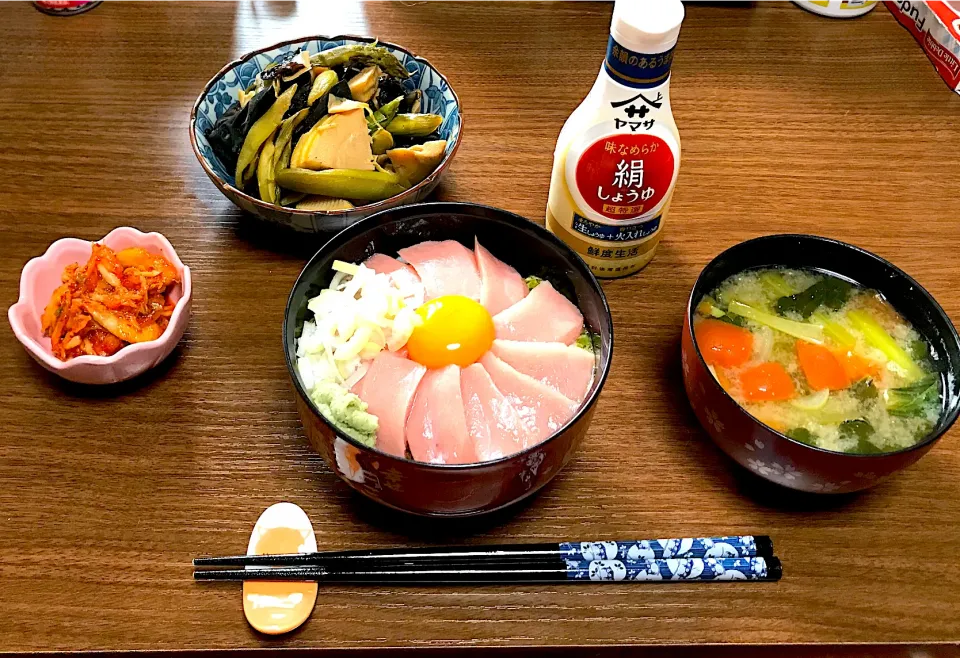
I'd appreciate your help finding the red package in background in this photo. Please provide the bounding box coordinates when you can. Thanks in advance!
[885,1,960,94]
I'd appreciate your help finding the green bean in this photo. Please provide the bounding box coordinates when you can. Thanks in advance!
[385,113,443,137]
[370,128,394,155]
[272,108,309,180]
[235,84,297,185]
[308,69,339,106]
[276,167,409,201]
[279,191,307,207]
[256,137,278,204]
[367,96,402,132]
[309,43,408,79]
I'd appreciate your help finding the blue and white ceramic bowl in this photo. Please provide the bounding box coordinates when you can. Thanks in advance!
[190,35,462,234]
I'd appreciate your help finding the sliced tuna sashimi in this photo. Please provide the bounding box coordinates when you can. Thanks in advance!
[405,365,476,464]
[355,351,427,458]
[490,339,595,403]
[397,240,481,301]
[461,363,536,460]
[493,280,584,345]
[475,239,527,316]
[363,253,421,290]
[480,352,577,442]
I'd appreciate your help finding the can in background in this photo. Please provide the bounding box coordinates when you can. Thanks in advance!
[793,0,879,18]
[33,1,102,17]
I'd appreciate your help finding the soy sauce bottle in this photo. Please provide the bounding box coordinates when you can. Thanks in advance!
[546,0,684,278]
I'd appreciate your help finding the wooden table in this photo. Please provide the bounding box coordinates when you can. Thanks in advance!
[2,1,959,654]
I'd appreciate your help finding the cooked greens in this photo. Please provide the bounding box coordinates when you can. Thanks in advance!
[775,277,852,319]
[885,374,939,418]
[205,43,447,209]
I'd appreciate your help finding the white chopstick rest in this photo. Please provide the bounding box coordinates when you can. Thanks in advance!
[242,503,318,635]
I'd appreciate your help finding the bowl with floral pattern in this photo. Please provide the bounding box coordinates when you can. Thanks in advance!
[283,202,614,517]
[190,35,462,234]
[8,227,192,385]
[682,235,960,493]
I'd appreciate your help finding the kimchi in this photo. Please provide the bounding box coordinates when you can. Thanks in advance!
[41,243,179,360]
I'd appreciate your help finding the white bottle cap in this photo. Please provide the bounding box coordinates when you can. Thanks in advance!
[611,0,684,53]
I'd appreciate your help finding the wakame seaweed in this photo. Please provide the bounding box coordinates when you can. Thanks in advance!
[205,86,277,172]
[284,75,314,119]
[775,277,852,319]
[290,90,332,148]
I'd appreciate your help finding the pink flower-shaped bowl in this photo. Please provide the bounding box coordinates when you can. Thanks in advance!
[7,227,192,385]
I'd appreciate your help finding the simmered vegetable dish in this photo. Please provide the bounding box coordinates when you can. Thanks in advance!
[205,44,447,210]
[694,268,941,454]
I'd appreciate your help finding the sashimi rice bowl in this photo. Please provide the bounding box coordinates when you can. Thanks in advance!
[284,203,612,516]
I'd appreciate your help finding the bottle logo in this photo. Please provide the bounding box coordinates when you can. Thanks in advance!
[605,36,675,89]
[574,134,674,221]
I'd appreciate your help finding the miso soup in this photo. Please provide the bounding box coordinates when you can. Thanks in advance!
[693,268,941,454]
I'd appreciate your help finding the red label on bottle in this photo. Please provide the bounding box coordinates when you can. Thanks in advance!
[35,0,90,7]
[574,134,674,221]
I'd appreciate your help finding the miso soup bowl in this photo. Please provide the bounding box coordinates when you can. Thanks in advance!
[682,235,960,494]
[283,202,613,517]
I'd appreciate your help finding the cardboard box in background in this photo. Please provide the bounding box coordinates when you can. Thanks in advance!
[885,1,960,95]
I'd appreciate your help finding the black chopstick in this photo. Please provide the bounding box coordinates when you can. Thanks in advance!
[194,556,781,584]
[193,535,773,568]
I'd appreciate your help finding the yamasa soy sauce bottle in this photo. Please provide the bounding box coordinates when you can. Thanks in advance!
[546,0,684,278]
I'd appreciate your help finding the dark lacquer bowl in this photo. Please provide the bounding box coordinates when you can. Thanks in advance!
[682,235,960,493]
[283,202,613,516]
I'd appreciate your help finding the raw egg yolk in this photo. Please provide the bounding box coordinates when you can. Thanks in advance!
[406,295,495,369]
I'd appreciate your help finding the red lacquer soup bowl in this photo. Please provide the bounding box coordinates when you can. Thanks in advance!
[682,235,960,493]
[283,202,613,517]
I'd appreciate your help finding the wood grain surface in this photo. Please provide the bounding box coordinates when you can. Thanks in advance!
[1,1,959,654]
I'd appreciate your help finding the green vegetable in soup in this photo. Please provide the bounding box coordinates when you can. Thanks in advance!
[885,374,939,418]
[786,427,816,445]
[760,271,796,298]
[811,311,857,348]
[851,378,878,401]
[524,276,543,291]
[839,419,880,454]
[775,277,852,319]
[309,43,409,79]
[728,300,824,344]
[697,296,725,318]
[696,297,749,327]
[847,310,924,382]
[909,339,930,364]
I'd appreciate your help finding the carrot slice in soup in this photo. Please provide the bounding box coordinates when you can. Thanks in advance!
[740,362,797,401]
[695,319,753,368]
[796,341,849,391]
[833,349,876,383]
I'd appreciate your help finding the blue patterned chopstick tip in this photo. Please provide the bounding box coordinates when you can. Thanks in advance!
[566,557,780,582]
[559,536,769,561]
